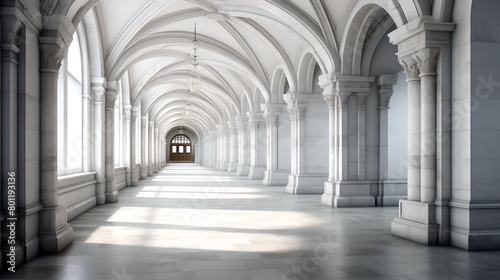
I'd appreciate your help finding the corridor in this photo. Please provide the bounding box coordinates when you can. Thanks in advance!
[3,164,500,280]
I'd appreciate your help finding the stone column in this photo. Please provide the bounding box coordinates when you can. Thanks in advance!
[376,75,398,206]
[140,117,148,179]
[284,94,316,194]
[1,16,22,262]
[321,90,337,204]
[130,107,138,185]
[415,49,439,204]
[262,104,288,186]
[228,122,238,173]
[319,75,375,207]
[236,116,250,176]
[148,122,154,176]
[357,93,368,180]
[39,35,74,253]
[387,15,454,246]
[104,82,118,203]
[92,78,107,205]
[154,128,159,172]
[403,59,422,202]
[247,112,266,180]
[124,105,131,186]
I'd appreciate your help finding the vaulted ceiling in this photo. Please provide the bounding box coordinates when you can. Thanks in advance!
[57,0,434,140]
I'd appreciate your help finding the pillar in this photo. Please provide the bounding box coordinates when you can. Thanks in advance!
[387,16,454,245]
[262,104,289,186]
[247,112,266,180]
[376,75,399,206]
[321,91,337,205]
[140,117,148,179]
[320,75,375,207]
[130,107,138,185]
[416,49,439,204]
[228,122,238,173]
[39,34,74,253]
[285,93,323,194]
[154,128,159,173]
[124,105,131,186]
[104,82,118,203]
[92,78,107,204]
[1,15,23,263]
[236,116,250,176]
[148,122,154,176]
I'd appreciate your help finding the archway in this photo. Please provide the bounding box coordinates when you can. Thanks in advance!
[169,134,193,162]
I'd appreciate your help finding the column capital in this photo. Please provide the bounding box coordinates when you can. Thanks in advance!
[247,112,265,123]
[39,35,67,72]
[376,74,398,108]
[131,107,139,123]
[400,57,420,81]
[388,15,455,59]
[123,105,132,120]
[1,12,23,46]
[323,94,336,108]
[105,86,117,109]
[141,116,148,128]
[287,106,307,121]
[149,121,155,130]
[413,48,440,76]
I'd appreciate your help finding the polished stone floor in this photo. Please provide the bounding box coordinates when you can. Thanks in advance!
[3,163,500,280]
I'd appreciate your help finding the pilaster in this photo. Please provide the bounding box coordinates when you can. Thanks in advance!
[261,104,288,186]
[104,81,118,203]
[227,121,238,173]
[38,33,74,253]
[247,112,266,180]
[130,107,139,186]
[236,116,250,176]
[319,74,375,207]
[123,105,131,186]
[92,78,107,205]
[376,74,402,206]
[140,117,148,179]
[389,16,455,246]
[148,121,154,176]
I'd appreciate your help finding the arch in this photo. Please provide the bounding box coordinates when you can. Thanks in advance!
[270,67,288,103]
[297,52,320,94]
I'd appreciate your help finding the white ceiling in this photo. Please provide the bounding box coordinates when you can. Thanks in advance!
[85,0,380,139]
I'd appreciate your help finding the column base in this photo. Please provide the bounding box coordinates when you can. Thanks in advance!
[148,165,153,176]
[263,170,290,186]
[377,180,407,206]
[131,179,139,186]
[96,180,106,205]
[449,199,500,250]
[391,199,439,245]
[248,165,265,180]
[106,179,119,203]
[39,206,74,253]
[236,164,250,176]
[228,161,238,173]
[140,166,148,179]
[321,181,374,207]
[106,190,119,203]
[321,181,336,206]
[286,174,326,194]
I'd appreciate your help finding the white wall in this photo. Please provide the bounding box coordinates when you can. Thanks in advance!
[387,71,408,180]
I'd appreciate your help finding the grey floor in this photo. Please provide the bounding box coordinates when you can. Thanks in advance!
[3,163,500,280]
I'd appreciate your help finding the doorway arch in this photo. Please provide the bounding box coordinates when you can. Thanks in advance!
[169,134,193,162]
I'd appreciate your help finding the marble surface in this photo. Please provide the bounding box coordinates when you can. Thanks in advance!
[3,163,500,280]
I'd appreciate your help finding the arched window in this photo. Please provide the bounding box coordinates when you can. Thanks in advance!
[170,134,192,162]
[58,31,84,175]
